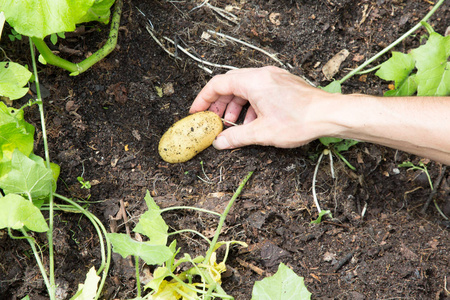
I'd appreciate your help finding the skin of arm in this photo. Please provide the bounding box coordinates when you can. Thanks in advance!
[189,66,450,165]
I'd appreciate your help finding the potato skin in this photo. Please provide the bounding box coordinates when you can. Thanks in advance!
[158,111,223,163]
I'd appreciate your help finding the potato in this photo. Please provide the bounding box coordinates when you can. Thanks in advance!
[158,111,223,163]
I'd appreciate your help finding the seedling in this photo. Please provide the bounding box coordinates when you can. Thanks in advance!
[8,28,22,41]
[77,177,92,189]
[398,161,433,190]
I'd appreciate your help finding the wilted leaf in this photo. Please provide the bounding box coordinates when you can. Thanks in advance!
[322,49,349,80]
[73,267,100,300]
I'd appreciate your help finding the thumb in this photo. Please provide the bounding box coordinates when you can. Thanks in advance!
[213,121,262,150]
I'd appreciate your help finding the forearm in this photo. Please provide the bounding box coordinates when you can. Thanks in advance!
[327,94,450,165]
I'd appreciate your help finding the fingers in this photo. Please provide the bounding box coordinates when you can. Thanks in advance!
[213,122,261,149]
[189,72,243,113]
[223,96,247,123]
[244,106,257,124]
[189,66,287,114]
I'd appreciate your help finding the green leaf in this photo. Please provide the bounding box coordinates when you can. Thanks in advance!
[411,32,450,96]
[333,139,359,153]
[319,137,343,147]
[107,233,173,265]
[50,33,58,45]
[319,80,342,93]
[73,267,100,300]
[77,0,116,24]
[383,74,418,97]
[0,194,49,232]
[133,191,169,245]
[0,62,32,100]
[375,51,415,89]
[310,210,332,224]
[0,149,54,200]
[0,0,96,38]
[251,263,311,300]
[0,120,35,163]
[144,266,171,291]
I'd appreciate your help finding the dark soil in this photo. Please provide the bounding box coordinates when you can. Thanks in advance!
[1,0,449,299]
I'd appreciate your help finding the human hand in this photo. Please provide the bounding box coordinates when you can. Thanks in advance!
[189,66,338,150]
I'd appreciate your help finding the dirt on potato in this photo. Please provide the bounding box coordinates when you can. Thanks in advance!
[1,1,449,299]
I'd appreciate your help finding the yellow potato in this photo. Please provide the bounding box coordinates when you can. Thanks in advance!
[158,111,223,163]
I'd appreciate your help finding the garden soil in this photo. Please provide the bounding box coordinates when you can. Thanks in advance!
[1,0,449,299]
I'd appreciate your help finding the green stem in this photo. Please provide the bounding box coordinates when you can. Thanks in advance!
[332,149,356,171]
[355,64,381,75]
[31,0,123,75]
[168,229,212,244]
[135,256,141,298]
[338,0,445,84]
[434,199,449,220]
[29,38,56,300]
[16,229,53,299]
[54,193,111,300]
[161,206,222,217]
[203,171,253,265]
[31,37,78,72]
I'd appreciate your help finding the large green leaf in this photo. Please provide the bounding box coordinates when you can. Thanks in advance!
[77,0,116,24]
[0,122,35,162]
[0,194,49,232]
[383,74,418,97]
[133,191,169,245]
[411,32,450,96]
[252,263,311,300]
[0,149,54,200]
[0,62,32,100]
[0,0,96,38]
[107,233,173,265]
[375,51,415,89]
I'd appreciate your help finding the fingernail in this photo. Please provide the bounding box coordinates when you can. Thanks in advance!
[213,135,231,150]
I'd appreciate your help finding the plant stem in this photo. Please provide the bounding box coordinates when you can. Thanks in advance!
[135,256,141,298]
[18,229,53,299]
[31,0,123,75]
[29,38,56,300]
[338,0,445,84]
[31,37,78,72]
[161,206,222,217]
[168,229,212,244]
[203,171,253,265]
[312,151,325,214]
[54,193,111,300]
